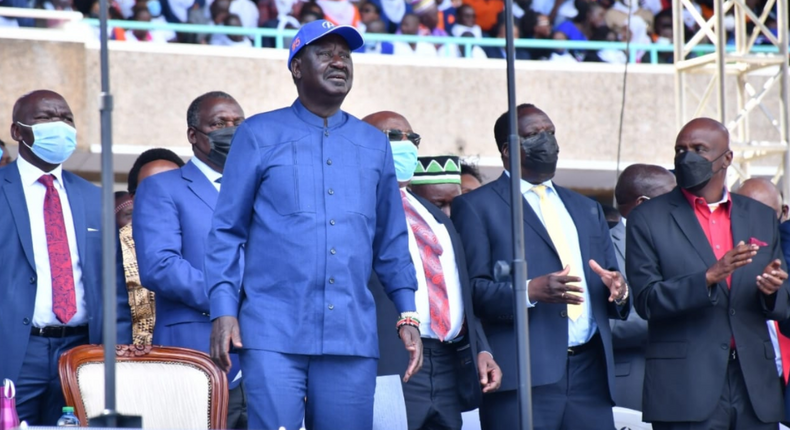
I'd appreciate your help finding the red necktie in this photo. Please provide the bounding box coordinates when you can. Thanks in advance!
[775,321,790,384]
[39,175,76,324]
[401,191,451,340]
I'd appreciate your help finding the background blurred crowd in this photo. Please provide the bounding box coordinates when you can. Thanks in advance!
[0,0,785,63]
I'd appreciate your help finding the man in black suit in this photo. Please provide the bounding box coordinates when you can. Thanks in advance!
[626,117,790,429]
[610,164,676,411]
[451,104,629,430]
[364,111,501,430]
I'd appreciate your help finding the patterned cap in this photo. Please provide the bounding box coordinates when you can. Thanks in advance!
[411,156,462,185]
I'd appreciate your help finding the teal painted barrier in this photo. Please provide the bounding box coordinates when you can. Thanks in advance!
[81,18,782,64]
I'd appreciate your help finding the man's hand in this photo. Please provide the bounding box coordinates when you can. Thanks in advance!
[477,352,502,393]
[399,325,423,383]
[528,265,584,304]
[210,316,242,373]
[589,259,626,302]
[706,241,758,285]
[757,259,788,296]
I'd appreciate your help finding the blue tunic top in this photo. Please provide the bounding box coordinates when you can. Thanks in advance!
[205,99,418,358]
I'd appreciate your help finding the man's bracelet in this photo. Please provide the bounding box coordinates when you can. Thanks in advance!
[396,312,421,336]
[615,286,630,306]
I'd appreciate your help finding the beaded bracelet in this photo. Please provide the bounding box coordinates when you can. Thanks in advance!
[396,312,421,337]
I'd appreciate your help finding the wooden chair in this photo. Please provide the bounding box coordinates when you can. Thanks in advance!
[59,345,228,429]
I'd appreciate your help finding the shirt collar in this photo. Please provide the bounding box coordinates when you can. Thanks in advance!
[503,170,556,196]
[16,154,65,189]
[190,157,222,184]
[681,187,732,215]
[292,98,347,129]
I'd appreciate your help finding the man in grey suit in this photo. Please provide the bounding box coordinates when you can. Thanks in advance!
[610,164,676,411]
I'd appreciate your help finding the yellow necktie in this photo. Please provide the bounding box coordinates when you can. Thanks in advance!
[531,185,582,321]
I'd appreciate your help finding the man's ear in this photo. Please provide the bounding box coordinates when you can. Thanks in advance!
[723,149,734,169]
[9,123,20,142]
[187,127,197,145]
[501,144,509,158]
[291,56,302,81]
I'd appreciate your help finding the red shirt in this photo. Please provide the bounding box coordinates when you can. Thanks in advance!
[682,188,735,348]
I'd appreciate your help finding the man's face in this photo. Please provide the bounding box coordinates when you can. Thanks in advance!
[656,15,673,38]
[589,6,605,28]
[293,35,354,99]
[411,183,462,217]
[419,7,439,30]
[458,6,476,27]
[11,92,75,163]
[674,127,730,170]
[188,98,244,171]
[359,2,380,24]
[401,15,420,35]
[502,107,557,184]
[115,194,133,228]
[461,173,481,194]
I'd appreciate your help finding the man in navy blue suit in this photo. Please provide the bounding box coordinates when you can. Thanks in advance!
[132,91,247,428]
[0,90,131,425]
[451,104,629,430]
[205,20,422,430]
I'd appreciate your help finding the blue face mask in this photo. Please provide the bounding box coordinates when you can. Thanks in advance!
[147,0,162,17]
[17,121,77,165]
[390,140,419,182]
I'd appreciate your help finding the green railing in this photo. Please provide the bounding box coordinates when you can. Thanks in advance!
[81,18,783,65]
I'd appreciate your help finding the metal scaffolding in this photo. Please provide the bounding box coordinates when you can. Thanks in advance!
[673,0,790,193]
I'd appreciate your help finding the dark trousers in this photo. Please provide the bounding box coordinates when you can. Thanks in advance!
[16,333,88,425]
[402,338,462,430]
[479,336,615,430]
[240,350,377,430]
[227,383,247,429]
[652,357,777,430]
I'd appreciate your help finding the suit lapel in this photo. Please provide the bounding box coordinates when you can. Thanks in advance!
[611,222,626,263]
[491,173,558,255]
[668,189,728,296]
[183,162,218,210]
[730,196,750,292]
[63,172,87,266]
[3,163,36,271]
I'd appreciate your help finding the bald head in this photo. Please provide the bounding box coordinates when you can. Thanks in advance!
[735,178,784,219]
[10,89,74,172]
[615,164,676,218]
[12,90,68,123]
[676,117,731,155]
[674,117,732,200]
[362,111,413,133]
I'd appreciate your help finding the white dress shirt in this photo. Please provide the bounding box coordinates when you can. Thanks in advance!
[403,190,465,341]
[768,320,783,377]
[505,171,597,346]
[190,157,221,192]
[17,156,87,327]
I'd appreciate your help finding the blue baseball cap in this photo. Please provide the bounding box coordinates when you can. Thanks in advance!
[287,20,365,70]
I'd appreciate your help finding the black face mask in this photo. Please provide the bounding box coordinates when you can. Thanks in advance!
[195,126,237,168]
[674,149,728,192]
[520,131,560,175]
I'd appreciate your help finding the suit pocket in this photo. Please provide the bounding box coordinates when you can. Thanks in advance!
[615,362,632,376]
[645,341,688,359]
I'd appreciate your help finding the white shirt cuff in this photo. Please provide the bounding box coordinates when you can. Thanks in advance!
[526,280,537,308]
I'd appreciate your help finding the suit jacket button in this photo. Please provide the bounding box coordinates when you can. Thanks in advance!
[721,344,728,350]
[730,309,736,316]
[560,310,567,318]
[22,318,30,325]
[29,276,36,284]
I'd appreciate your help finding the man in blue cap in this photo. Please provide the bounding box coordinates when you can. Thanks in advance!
[205,19,423,430]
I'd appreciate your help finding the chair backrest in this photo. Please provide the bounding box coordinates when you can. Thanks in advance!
[372,375,408,430]
[59,345,228,430]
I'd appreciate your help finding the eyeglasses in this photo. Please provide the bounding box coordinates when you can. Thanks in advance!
[384,129,421,146]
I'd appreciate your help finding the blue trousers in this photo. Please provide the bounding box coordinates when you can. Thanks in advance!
[240,350,377,430]
[16,333,88,425]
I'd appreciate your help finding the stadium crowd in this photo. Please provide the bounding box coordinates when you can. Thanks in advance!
[4,17,790,430]
[0,0,785,62]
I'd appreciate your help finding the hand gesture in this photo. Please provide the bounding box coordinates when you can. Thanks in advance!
[528,265,584,304]
[589,259,626,302]
[399,325,423,383]
[705,241,758,285]
[210,316,242,373]
[477,352,502,393]
[757,259,788,295]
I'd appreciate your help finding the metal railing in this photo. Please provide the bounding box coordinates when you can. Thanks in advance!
[0,7,784,65]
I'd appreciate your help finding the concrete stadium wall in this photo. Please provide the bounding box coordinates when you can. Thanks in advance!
[0,26,785,190]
